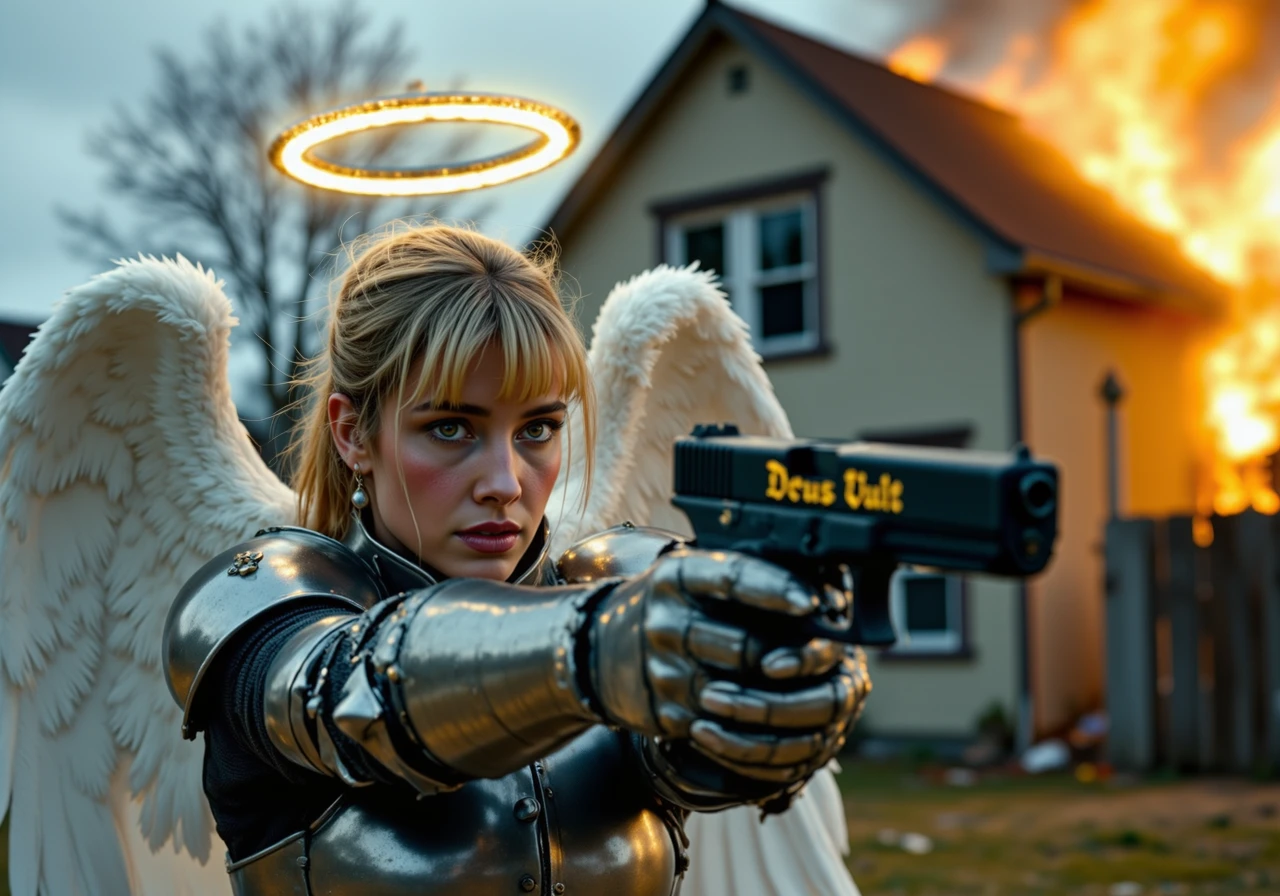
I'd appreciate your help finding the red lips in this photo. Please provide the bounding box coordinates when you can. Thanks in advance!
[457,521,521,554]
[458,521,520,535]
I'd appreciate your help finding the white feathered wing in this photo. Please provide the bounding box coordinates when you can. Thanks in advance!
[0,256,293,896]
[548,264,860,896]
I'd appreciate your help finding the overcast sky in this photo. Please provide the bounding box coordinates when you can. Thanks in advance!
[0,0,927,408]
[0,0,928,319]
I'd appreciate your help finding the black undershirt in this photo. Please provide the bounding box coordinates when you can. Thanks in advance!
[198,604,351,860]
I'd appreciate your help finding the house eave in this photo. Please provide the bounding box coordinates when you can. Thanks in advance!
[540,5,726,243]
[989,245,1227,320]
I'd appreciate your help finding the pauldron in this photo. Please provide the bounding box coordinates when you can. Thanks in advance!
[162,526,378,739]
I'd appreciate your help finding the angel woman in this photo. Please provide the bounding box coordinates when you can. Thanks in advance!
[0,223,866,895]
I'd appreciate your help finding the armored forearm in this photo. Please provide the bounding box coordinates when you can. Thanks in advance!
[168,526,868,808]
[263,579,614,793]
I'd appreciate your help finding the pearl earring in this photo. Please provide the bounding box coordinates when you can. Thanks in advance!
[351,463,369,510]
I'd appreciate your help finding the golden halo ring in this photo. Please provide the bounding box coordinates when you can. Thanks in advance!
[268,92,581,196]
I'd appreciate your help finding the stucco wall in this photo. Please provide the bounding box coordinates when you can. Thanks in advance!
[1021,289,1208,734]
[555,35,1021,737]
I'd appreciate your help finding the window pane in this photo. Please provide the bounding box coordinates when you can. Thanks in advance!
[684,223,726,276]
[759,208,804,270]
[759,281,806,339]
[904,576,950,633]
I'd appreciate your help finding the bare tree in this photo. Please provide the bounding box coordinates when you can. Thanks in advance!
[60,4,481,467]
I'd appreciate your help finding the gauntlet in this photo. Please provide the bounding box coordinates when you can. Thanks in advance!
[260,545,868,800]
[588,547,870,789]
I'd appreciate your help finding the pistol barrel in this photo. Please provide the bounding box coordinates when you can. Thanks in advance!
[672,429,1058,576]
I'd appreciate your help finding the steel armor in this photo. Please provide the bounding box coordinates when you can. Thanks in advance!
[164,515,866,895]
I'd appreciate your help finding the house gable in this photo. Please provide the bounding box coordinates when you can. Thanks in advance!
[546,1,1228,318]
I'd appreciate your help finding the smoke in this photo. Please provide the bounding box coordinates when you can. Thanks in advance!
[905,0,1070,85]
[816,0,934,57]
[1186,3,1280,161]
[901,0,1280,133]
[887,0,1280,160]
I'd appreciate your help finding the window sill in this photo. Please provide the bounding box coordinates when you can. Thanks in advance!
[875,645,976,663]
[759,341,832,364]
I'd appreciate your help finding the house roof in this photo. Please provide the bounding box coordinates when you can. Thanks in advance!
[0,319,39,371]
[544,1,1229,316]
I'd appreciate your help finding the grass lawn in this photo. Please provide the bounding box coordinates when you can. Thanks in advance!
[835,761,1280,895]
[2,766,1278,895]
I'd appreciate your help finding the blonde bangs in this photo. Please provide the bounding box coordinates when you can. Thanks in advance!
[397,287,591,412]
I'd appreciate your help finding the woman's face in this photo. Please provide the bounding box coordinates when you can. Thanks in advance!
[331,342,566,581]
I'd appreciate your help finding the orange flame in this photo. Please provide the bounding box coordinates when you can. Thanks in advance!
[891,0,1280,517]
[888,36,949,84]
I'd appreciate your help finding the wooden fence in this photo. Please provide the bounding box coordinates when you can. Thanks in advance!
[1105,512,1280,773]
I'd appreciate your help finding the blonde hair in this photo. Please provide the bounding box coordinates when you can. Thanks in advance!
[289,222,595,540]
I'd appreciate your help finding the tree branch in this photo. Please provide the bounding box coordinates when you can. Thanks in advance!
[62,1,486,431]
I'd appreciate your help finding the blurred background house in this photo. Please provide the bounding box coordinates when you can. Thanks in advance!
[544,0,1230,750]
[0,322,38,384]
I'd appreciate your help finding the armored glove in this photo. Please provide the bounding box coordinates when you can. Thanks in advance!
[259,540,866,800]
[587,547,869,787]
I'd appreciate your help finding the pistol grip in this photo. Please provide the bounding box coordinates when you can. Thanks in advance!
[849,565,897,646]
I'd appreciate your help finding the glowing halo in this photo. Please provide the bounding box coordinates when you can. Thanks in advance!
[268,92,581,196]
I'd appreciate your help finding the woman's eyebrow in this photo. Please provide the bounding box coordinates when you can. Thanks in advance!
[409,400,567,417]
[412,401,489,416]
[524,401,568,417]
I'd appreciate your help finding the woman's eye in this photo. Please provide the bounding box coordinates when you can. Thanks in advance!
[428,421,468,441]
[520,420,561,443]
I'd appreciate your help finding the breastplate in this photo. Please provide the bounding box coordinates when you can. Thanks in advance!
[227,726,681,896]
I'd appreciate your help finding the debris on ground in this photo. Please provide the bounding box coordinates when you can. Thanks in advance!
[898,832,934,855]
[875,828,935,855]
[1069,711,1110,751]
[1075,760,1115,783]
[1109,883,1143,896]
[1021,738,1071,774]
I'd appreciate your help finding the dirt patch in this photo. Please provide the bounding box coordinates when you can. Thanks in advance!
[836,763,1280,895]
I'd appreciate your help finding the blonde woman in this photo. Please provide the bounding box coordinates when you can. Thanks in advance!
[162,224,868,894]
[0,223,867,895]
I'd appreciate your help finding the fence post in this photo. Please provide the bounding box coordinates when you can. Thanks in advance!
[1105,517,1156,770]
[1265,515,1280,774]
[1165,516,1200,770]
[1210,512,1261,773]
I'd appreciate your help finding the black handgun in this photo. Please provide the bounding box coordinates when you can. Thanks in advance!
[671,424,1059,646]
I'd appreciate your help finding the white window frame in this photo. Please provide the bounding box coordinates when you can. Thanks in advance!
[888,568,965,655]
[664,192,820,357]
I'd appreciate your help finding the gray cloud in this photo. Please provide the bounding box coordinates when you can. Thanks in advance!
[0,0,922,321]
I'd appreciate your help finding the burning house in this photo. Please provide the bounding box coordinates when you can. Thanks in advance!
[543,0,1269,753]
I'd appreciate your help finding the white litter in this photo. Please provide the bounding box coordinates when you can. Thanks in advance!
[1021,738,1071,774]
[898,832,934,855]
